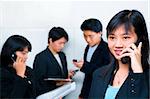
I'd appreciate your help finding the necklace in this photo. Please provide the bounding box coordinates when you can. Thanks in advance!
[113,72,128,86]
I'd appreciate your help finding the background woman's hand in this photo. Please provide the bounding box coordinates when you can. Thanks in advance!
[13,56,26,78]
[68,70,75,79]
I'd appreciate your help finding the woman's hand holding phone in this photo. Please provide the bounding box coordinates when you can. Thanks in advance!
[68,69,79,79]
[13,56,26,78]
[119,42,143,73]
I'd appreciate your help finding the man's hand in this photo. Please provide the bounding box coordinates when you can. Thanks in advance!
[73,59,84,69]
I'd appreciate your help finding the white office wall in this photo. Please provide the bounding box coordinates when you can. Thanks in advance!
[0,1,149,99]
[0,1,149,67]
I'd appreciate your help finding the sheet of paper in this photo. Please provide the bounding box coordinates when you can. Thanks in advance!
[44,78,71,82]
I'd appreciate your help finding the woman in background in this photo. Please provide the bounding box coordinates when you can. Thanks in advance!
[89,9,149,99]
[0,35,35,98]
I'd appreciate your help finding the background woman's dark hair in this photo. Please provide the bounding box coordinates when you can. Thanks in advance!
[48,27,69,43]
[80,18,102,33]
[106,9,149,70]
[0,35,32,67]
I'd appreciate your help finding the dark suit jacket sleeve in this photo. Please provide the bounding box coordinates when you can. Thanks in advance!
[80,47,110,74]
[126,72,149,98]
[33,54,51,95]
[0,68,31,98]
[88,67,107,99]
[10,76,29,98]
[33,54,47,80]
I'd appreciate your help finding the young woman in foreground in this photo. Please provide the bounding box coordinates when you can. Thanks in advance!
[89,9,149,99]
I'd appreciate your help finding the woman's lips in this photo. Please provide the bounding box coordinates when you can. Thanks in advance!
[114,50,122,56]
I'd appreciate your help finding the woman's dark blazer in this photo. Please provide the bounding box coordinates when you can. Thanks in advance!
[33,47,68,96]
[0,66,35,98]
[79,39,111,98]
[88,62,149,99]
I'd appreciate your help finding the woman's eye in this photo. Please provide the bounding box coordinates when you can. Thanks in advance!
[109,36,115,39]
[90,35,95,38]
[22,52,28,55]
[124,37,130,39]
[22,53,26,55]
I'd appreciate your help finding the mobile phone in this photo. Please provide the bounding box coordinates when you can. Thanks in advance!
[11,53,17,62]
[121,42,139,64]
[72,69,79,73]
[72,59,77,62]
[121,56,130,64]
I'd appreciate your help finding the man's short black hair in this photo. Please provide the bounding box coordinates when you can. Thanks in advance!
[80,18,102,33]
[48,27,69,43]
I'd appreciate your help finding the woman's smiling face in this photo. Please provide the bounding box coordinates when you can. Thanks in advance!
[108,25,138,60]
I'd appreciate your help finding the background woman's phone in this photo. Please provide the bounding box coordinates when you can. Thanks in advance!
[72,69,79,73]
[121,42,139,64]
[11,53,17,62]
[72,59,77,62]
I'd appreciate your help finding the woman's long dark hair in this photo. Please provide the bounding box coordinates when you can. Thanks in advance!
[1,35,32,67]
[106,10,149,70]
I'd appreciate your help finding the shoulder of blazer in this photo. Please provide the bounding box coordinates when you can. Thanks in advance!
[0,67,18,80]
[93,60,115,78]
[97,39,108,51]
[35,47,52,59]
[25,66,33,78]
[44,48,66,58]
[58,51,65,56]
[0,67,13,78]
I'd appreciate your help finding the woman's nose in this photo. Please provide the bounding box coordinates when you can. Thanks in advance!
[86,37,91,43]
[115,39,123,47]
[61,44,65,49]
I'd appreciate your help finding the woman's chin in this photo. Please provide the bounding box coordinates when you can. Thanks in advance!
[114,55,121,60]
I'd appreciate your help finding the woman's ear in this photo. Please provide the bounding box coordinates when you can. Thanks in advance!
[98,32,103,38]
[101,32,103,36]
[49,38,52,44]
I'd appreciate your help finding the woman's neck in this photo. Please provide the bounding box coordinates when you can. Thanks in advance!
[112,60,129,87]
[118,60,129,71]
[48,46,57,55]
